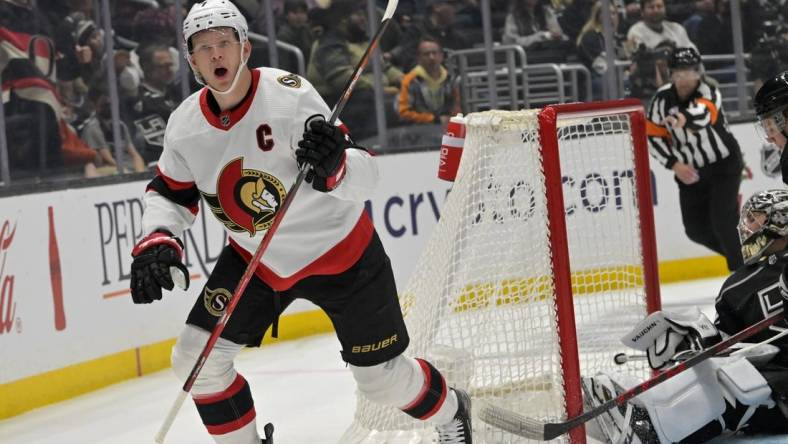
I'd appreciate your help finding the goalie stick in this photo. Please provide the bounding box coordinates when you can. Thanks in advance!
[154,1,399,442]
[478,310,786,441]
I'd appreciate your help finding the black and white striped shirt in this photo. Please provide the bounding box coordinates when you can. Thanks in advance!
[646,79,741,170]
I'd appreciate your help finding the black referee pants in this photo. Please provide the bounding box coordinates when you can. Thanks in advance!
[677,153,743,271]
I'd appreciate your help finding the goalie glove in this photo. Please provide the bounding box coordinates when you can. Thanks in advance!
[296,116,348,192]
[130,230,189,304]
[622,308,719,370]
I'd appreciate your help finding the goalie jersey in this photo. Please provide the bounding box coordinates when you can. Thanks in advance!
[715,256,788,365]
[141,68,378,291]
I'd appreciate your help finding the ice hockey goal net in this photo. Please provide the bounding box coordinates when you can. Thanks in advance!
[341,99,661,443]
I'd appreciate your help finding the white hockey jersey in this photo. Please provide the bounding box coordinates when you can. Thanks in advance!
[141,68,378,291]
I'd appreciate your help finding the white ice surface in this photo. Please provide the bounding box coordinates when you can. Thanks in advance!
[1,276,786,443]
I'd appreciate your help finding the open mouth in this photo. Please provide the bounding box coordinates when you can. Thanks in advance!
[214,67,228,78]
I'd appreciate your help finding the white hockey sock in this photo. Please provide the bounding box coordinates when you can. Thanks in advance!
[171,325,260,444]
[350,356,459,425]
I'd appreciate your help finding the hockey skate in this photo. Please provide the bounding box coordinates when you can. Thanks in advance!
[581,375,659,444]
[261,422,274,443]
[436,388,473,443]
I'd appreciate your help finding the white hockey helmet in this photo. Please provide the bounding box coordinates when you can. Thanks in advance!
[183,0,248,51]
[183,0,250,94]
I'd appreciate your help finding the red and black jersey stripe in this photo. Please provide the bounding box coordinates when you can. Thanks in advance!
[146,169,200,215]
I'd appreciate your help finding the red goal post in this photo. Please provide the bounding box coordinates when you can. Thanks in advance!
[541,99,661,443]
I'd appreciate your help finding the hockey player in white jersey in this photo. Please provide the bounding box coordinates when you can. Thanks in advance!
[582,190,788,443]
[128,1,472,443]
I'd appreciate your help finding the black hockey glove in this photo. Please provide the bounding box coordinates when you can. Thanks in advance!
[296,117,348,192]
[130,231,189,304]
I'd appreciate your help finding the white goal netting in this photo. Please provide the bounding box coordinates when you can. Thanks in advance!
[342,106,657,444]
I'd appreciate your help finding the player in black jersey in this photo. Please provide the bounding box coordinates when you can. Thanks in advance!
[754,71,788,185]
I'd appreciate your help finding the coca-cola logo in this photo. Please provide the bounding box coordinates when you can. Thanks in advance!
[0,220,17,335]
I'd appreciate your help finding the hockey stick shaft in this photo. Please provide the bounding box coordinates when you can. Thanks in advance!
[479,310,786,441]
[154,3,398,443]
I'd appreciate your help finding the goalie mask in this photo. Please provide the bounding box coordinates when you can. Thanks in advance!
[182,0,249,95]
[738,189,788,264]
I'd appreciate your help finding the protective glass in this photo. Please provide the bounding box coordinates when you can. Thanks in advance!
[755,111,786,143]
[189,29,240,57]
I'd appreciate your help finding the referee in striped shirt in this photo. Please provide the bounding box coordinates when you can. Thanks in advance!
[646,47,744,270]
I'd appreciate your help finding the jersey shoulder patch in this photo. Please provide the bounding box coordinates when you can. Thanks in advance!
[277,73,302,89]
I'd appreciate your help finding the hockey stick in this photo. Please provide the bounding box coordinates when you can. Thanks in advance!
[478,310,786,441]
[154,2,399,442]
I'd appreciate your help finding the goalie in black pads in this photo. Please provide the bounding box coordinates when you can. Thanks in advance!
[583,189,788,443]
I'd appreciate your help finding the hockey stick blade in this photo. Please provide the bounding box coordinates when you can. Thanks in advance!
[153,1,399,442]
[479,310,786,441]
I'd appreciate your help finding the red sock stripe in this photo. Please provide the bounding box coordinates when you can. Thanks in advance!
[193,374,247,405]
[402,359,432,411]
[205,407,257,435]
[401,358,447,420]
[421,378,447,420]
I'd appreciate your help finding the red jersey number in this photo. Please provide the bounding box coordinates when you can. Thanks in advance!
[256,124,274,152]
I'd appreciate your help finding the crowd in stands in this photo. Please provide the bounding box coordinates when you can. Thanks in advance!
[0,0,787,183]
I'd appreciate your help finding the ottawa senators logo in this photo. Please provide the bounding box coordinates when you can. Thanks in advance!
[201,158,287,236]
[276,73,301,89]
[203,287,233,316]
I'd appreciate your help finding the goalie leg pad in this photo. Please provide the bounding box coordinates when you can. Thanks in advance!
[716,357,774,431]
[634,360,726,443]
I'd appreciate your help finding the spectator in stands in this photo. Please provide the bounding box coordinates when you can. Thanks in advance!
[0,0,66,179]
[627,39,675,100]
[397,37,461,125]
[307,0,402,139]
[694,0,733,71]
[645,47,743,271]
[278,0,315,68]
[749,26,788,93]
[59,108,100,178]
[501,0,571,63]
[664,0,696,23]
[389,0,470,71]
[78,84,146,174]
[112,0,159,43]
[120,6,182,100]
[626,0,695,51]
[126,44,179,166]
[559,0,594,45]
[577,2,623,99]
[682,0,713,44]
[66,15,108,90]
[618,0,642,35]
